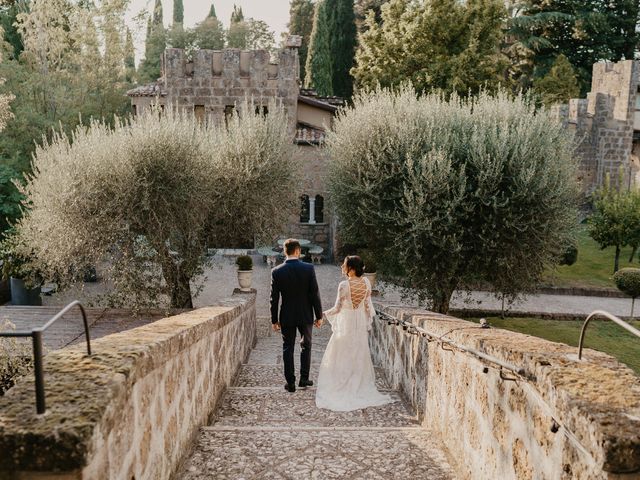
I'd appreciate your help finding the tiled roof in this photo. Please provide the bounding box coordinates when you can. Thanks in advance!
[299,88,345,107]
[295,121,326,145]
[126,82,167,97]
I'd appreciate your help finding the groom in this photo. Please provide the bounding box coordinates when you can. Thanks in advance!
[270,238,323,392]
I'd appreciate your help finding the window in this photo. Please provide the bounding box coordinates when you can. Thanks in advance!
[224,105,235,127]
[300,195,310,223]
[194,105,205,124]
[315,195,324,223]
[254,105,268,117]
[132,104,137,117]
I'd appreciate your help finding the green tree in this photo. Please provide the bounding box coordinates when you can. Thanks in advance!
[227,4,247,48]
[533,54,580,106]
[287,0,314,83]
[0,1,27,59]
[14,103,297,309]
[331,0,357,98]
[139,0,166,83]
[589,175,640,274]
[328,87,578,313]
[124,27,136,83]
[352,0,507,96]
[193,9,225,50]
[208,3,217,18]
[509,0,640,94]
[305,0,333,95]
[173,0,184,25]
[355,0,387,33]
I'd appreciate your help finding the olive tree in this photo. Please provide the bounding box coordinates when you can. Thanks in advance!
[15,103,295,308]
[328,87,579,313]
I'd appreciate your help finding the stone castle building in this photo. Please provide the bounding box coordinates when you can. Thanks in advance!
[127,36,343,259]
[550,59,640,191]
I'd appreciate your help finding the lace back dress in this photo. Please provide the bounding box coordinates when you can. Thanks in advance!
[315,276,393,411]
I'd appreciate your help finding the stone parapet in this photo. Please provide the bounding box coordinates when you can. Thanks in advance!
[371,301,640,479]
[0,291,257,480]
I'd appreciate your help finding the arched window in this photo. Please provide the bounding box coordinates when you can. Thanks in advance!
[315,195,324,223]
[300,195,310,223]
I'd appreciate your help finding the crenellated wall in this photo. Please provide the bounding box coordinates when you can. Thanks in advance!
[0,291,257,480]
[371,301,640,479]
[551,60,640,191]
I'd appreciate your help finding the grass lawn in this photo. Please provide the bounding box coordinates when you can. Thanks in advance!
[468,317,640,375]
[543,227,638,289]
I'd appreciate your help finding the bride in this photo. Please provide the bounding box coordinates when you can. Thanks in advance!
[316,255,393,411]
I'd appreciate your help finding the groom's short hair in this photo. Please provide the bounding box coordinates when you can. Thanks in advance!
[284,238,301,255]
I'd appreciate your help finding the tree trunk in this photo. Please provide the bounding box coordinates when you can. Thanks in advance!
[630,245,638,263]
[170,271,193,309]
[501,295,506,319]
[614,245,621,274]
[432,285,455,314]
[631,297,635,319]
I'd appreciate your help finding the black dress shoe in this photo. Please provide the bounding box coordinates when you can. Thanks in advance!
[298,379,313,388]
[284,383,296,392]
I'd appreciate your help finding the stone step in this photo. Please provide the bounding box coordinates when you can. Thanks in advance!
[179,427,454,479]
[210,387,416,428]
[234,363,391,391]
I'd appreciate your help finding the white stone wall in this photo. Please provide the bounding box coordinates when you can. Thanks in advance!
[0,291,256,480]
[370,302,640,479]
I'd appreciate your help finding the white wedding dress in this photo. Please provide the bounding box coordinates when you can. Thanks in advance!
[316,276,393,411]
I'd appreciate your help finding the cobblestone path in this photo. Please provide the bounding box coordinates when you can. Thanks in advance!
[178,317,455,479]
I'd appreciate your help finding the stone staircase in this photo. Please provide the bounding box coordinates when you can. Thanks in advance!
[178,317,455,479]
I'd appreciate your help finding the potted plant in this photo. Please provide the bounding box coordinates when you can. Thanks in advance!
[236,255,253,292]
[360,251,378,291]
[0,235,43,306]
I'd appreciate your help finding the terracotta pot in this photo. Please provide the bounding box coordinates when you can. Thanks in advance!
[237,270,253,292]
[363,272,377,291]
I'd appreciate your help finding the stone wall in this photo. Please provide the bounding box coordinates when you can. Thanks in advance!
[371,301,640,479]
[132,47,300,135]
[0,291,256,480]
[551,60,639,191]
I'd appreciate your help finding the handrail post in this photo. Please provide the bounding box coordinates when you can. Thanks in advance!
[32,330,45,414]
[578,310,640,360]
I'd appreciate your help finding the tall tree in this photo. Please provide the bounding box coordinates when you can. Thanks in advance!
[305,0,333,95]
[227,4,248,48]
[208,3,217,18]
[194,8,225,50]
[355,0,387,33]
[287,0,314,83]
[510,0,640,94]
[173,0,184,25]
[124,27,136,83]
[331,0,357,98]
[139,0,166,83]
[533,54,580,106]
[231,4,244,23]
[352,0,507,96]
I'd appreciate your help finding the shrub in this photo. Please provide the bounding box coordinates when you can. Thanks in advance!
[614,268,640,317]
[559,244,578,266]
[328,87,578,313]
[236,255,253,271]
[14,102,295,308]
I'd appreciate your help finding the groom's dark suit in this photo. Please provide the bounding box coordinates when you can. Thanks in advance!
[270,258,322,385]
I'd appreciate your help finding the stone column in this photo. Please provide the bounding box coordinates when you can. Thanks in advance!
[308,197,316,224]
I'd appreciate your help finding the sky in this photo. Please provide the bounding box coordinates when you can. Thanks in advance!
[125,0,292,63]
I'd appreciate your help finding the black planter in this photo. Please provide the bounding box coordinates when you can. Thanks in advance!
[9,277,42,306]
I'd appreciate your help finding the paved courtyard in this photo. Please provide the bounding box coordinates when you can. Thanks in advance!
[177,316,455,479]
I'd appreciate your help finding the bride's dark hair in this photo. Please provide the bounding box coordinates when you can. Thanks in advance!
[344,255,365,277]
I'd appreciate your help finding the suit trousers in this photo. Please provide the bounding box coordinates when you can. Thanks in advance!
[281,322,313,385]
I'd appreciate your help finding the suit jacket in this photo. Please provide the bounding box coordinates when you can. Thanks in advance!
[270,258,322,326]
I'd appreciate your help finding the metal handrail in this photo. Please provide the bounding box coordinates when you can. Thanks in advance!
[376,310,528,378]
[0,301,92,413]
[578,310,640,360]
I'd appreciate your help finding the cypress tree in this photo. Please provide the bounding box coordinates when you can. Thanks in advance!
[305,0,333,95]
[208,3,217,18]
[288,0,314,84]
[533,54,580,106]
[231,5,244,23]
[331,0,357,98]
[124,27,136,83]
[139,0,166,83]
[173,0,184,25]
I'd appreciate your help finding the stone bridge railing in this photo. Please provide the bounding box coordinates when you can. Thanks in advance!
[0,290,256,480]
[371,301,640,480]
